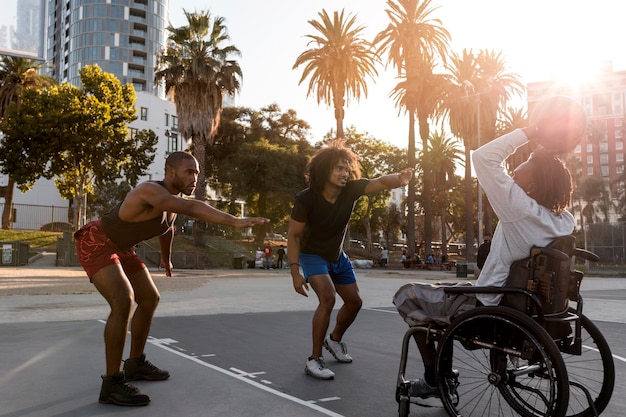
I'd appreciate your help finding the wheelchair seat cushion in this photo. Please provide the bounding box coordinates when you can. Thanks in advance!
[393,282,476,326]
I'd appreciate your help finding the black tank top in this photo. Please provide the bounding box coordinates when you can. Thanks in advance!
[101,181,172,251]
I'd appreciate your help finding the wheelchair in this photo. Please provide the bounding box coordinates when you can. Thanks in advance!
[394,235,615,417]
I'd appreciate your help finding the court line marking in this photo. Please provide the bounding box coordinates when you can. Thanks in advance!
[98,319,344,416]
[147,337,345,417]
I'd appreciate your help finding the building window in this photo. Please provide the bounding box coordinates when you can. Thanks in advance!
[587,166,594,176]
[618,153,624,162]
[586,144,593,153]
[587,155,593,164]
[617,130,624,139]
[616,119,623,127]
[169,132,178,153]
[140,107,148,121]
[574,144,581,153]
[129,128,138,139]
[617,141,624,150]
[171,115,178,129]
[599,142,608,152]
[601,166,609,177]
[165,113,169,126]
[618,165,624,174]
[600,154,609,164]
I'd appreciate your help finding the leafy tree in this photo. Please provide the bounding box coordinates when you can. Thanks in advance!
[0,55,56,229]
[0,65,157,228]
[444,48,521,259]
[87,180,133,219]
[155,10,242,245]
[341,127,407,255]
[209,105,315,245]
[419,130,462,258]
[374,0,451,258]
[293,9,379,139]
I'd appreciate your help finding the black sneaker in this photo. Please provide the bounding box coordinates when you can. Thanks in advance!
[124,354,170,381]
[99,372,150,406]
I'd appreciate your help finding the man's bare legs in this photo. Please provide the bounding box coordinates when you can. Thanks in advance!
[91,264,135,377]
[91,265,160,376]
[308,276,362,357]
[331,282,362,342]
[126,269,160,359]
[308,274,336,358]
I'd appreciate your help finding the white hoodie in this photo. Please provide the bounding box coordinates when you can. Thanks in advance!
[471,129,575,305]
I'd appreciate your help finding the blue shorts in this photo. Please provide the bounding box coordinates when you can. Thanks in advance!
[299,251,357,285]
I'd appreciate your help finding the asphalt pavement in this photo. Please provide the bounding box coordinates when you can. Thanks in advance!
[1,253,625,417]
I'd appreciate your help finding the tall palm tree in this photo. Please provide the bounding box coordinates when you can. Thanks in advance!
[155,10,242,245]
[374,0,450,257]
[445,49,522,259]
[444,49,480,258]
[0,55,56,229]
[420,130,462,258]
[293,9,379,139]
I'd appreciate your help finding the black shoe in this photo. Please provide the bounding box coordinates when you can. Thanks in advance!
[124,354,170,381]
[99,372,150,406]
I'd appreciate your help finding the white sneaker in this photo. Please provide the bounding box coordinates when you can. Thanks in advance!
[323,337,353,363]
[304,357,335,380]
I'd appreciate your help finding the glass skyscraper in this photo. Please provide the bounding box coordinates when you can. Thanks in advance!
[46,0,168,95]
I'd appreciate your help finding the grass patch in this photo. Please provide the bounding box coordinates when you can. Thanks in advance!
[0,230,61,250]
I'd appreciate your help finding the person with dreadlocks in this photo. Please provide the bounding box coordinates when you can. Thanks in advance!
[287,140,413,380]
[406,119,579,402]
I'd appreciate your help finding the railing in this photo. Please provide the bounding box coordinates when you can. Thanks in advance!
[0,203,70,231]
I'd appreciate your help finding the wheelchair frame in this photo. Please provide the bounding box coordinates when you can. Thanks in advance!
[395,236,615,417]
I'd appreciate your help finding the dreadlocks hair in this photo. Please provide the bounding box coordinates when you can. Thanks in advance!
[529,152,572,214]
[305,140,361,194]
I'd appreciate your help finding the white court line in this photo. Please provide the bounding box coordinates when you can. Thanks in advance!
[97,319,344,416]
[146,338,345,417]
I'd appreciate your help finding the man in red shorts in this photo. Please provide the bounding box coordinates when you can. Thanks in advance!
[74,151,268,406]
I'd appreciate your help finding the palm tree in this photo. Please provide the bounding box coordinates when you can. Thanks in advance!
[0,55,56,229]
[374,0,450,257]
[155,10,242,245]
[420,130,462,258]
[293,9,379,139]
[444,49,480,258]
[445,49,522,259]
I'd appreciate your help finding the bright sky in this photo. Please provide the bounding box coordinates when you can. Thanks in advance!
[166,0,625,149]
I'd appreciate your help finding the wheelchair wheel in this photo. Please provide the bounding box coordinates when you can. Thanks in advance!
[436,306,569,417]
[563,311,615,417]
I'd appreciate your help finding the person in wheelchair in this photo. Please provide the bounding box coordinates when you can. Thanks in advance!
[408,119,578,400]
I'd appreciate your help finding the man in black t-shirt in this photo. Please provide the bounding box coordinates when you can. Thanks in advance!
[477,233,492,270]
[287,140,413,380]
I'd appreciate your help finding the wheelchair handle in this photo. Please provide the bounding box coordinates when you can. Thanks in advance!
[574,248,600,262]
[535,247,569,261]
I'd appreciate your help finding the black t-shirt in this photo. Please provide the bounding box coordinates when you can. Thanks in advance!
[290,179,368,262]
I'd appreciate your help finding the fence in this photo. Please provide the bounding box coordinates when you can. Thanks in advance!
[0,203,70,231]
[586,222,626,265]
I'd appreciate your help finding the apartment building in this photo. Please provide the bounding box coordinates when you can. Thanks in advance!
[527,61,626,225]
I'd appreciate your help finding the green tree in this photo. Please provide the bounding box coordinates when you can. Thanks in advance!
[0,65,157,228]
[293,9,379,139]
[374,0,451,258]
[155,10,242,245]
[0,55,56,229]
[445,48,521,259]
[419,130,462,258]
[341,128,407,255]
[209,105,315,245]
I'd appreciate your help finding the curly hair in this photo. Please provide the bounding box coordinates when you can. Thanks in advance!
[529,152,572,213]
[305,140,361,194]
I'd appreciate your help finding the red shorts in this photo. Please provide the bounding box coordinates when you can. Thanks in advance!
[74,219,146,281]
